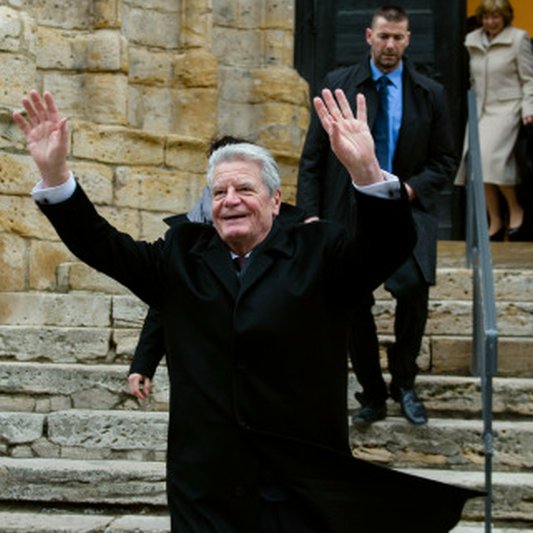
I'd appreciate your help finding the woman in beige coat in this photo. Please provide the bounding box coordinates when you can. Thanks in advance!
[457,0,533,240]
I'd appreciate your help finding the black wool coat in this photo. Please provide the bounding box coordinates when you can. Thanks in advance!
[297,57,459,285]
[38,183,479,532]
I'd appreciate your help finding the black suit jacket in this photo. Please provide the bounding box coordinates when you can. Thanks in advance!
[38,184,479,532]
[298,57,458,284]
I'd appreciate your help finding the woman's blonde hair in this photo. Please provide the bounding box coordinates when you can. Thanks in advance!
[476,0,514,26]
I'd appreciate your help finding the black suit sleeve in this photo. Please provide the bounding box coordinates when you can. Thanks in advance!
[129,307,165,379]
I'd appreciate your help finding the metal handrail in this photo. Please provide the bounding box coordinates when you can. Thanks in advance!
[464,88,498,533]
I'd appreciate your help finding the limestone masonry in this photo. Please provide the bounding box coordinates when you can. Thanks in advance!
[0,0,309,292]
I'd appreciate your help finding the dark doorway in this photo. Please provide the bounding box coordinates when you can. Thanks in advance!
[294,0,469,239]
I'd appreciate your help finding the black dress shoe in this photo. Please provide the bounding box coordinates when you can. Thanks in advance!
[489,226,505,241]
[391,387,427,425]
[352,403,387,425]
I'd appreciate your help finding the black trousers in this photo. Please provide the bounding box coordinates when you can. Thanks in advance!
[350,254,430,405]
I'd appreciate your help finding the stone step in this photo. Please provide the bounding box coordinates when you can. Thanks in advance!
[350,417,533,472]
[3,408,533,471]
[0,457,167,507]
[0,362,169,413]
[0,457,531,524]
[0,511,171,533]
[405,468,533,524]
[3,361,533,416]
[0,515,526,533]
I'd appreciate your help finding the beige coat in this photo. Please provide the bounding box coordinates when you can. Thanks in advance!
[456,26,533,185]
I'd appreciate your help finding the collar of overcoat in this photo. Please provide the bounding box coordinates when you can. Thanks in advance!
[189,218,294,300]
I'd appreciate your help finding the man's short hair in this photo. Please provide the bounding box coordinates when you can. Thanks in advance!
[206,143,282,196]
[372,5,409,27]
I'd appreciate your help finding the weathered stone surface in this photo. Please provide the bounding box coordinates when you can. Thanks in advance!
[0,457,167,504]
[112,295,148,328]
[28,240,72,291]
[0,413,44,444]
[0,292,112,326]
[106,515,171,533]
[122,4,180,49]
[0,326,111,363]
[56,262,128,294]
[0,511,114,532]
[47,410,167,451]
[72,122,165,165]
[174,49,218,88]
[114,166,201,212]
[351,418,533,471]
[0,233,26,291]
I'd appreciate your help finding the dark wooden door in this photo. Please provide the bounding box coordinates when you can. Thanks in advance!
[294,0,469,239]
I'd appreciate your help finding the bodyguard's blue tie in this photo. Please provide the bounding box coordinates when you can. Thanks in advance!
[373,76,391,172]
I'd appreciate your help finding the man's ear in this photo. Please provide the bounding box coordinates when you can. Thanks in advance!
[365,27,373,46]
[272,189,282,215]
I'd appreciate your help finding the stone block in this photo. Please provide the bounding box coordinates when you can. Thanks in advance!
[173,88,217,140]
[48,410,168,451]
[263,29,294,66]
[0,511,114,531]
[42,72,128,124]
[217,101,257,140]
[56,262,128,294]
[127,86,175,133]
[0,152,41,195]
[31,0,94,30]
[28,239,72,291]
[123,5,180,49]
[431,336,533,377]
[181,0,212,48]
[0,412,44,444]
[0,233,26,291]
[264,1,294,30]
[86,30,127,72]
[32,437,61,458]
[251,67,309,105]
[214,0,262,28]
[72,122,165,165]
[94,0,121,29]
[0,54,36,108]
[83,73,128,124]
[0,457,167,505]
[165,135,207,174]
[70,160,114,204]
[112,295,148,328]
[128,47,175,86]
[218,65,254,103]
[0,292,112,327]
[0,195,61,240]
[114,165,203,212]
[0,394,35,413]
[213,27,261,68]
[106,515,171,533]
[174,49,218,88]
[0,326,111,363]
[0,6,26,53]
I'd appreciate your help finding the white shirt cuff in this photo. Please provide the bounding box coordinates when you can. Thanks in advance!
[31,173,77,204]
[353,171,401,199]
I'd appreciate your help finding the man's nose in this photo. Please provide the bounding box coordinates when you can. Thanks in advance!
[224,188,240,205]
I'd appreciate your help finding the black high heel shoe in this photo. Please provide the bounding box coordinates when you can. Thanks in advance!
[508,211,533,242]
[489,227,505,242]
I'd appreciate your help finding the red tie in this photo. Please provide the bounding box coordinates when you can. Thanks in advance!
[234,256,248,272]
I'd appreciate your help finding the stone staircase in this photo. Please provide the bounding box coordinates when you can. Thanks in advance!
[0,241,532,532]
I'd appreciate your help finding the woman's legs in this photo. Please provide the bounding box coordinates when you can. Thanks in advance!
[484,183,504,236]
[499,185,524,230]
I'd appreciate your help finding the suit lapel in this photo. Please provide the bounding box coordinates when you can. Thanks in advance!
[193,234,240,299]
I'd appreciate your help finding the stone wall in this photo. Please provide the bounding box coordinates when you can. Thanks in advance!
[0,0,309,292]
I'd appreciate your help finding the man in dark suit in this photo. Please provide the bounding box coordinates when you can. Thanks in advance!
[297,5,458,426]
[14,89,478,532]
